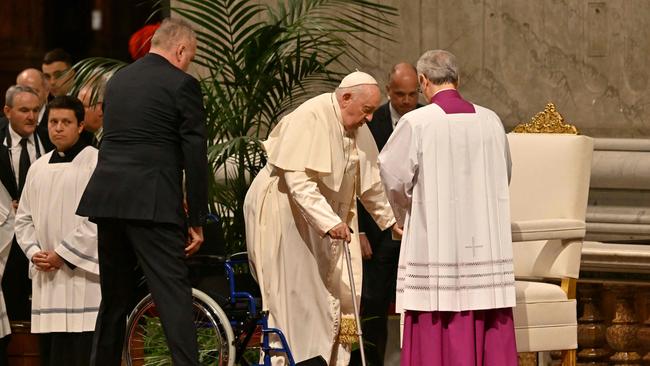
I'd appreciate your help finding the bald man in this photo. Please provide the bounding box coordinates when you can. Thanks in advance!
[16,69,49,108]
[353,62,421,366]
[16,69,53,149]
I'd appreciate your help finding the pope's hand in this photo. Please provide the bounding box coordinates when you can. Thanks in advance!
[391,223,403,239]
[328,222,351,243]
[359,233,372,259]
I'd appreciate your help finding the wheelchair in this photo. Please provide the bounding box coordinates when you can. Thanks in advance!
[122,250,296,366]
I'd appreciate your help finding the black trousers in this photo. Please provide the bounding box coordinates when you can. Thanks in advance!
[0,335,9,366]
[90,219,198,366]
[351,233,400,366]
[1,239,31,321]
[40,331,94,366]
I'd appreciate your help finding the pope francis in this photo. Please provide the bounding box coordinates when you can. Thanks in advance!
[244,72,398,365]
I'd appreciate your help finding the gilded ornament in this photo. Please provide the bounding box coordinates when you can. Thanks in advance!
[338,315,359,345]
[512,103,579,134]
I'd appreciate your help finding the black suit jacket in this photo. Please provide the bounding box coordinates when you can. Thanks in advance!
[0,116,53,200]
[76,53,208,227]
[37,105,55,152]
[358,102,421,241]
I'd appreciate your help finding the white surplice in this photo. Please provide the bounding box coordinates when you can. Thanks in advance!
[244,93,395,365]
[15,146,101,333]
[379,103,515,313]
[0,183,13,338]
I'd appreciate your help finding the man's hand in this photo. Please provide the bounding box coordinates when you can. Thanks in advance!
[327,222,351,243]
[32,252,51,271]
[359,233,372,259]
[185,226,204,257]
[11,200,18,211]
[391,223,403,239]
[44,251,64,269]
[32,251,63,271]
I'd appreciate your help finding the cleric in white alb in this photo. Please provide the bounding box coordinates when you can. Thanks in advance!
[15,96,100,366]
[379,50,517,366]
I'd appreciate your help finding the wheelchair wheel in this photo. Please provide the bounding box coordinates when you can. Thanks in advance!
[124,288,236,366]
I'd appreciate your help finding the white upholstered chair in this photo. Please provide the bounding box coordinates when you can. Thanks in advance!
[508,133,593,366]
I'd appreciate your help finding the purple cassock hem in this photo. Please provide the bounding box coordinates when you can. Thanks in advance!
[431,89,476,114]
[401,308,518,366]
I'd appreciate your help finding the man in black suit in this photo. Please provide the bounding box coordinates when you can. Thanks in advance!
[354,63,420,366]
[0,85,53,311]
[77,79,107,148]
[0,85,54,361]
[76,18,208,366]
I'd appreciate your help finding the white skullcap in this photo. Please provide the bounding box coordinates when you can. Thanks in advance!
[338,71,378,88]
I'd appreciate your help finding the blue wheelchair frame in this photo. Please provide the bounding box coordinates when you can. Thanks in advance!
[224,255,296,366]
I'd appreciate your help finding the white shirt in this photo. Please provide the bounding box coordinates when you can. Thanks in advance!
[37,105,47,125]
[389,102,401,129]
[5,127,43,185]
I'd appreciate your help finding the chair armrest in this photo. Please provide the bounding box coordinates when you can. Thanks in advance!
[512,219,586,242]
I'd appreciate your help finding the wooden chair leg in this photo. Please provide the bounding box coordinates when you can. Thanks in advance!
[561,349,576,366]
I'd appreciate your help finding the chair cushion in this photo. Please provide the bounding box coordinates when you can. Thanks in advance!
[515,280,568,303]
[513,280,577,352]
[511,219,585,241]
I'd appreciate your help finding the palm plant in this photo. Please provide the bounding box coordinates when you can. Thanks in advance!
[73,0,397,253]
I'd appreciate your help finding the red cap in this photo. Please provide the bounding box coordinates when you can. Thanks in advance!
[128,23,161,60]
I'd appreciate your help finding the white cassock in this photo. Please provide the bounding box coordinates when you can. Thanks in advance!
[0,183,13,338]
[379,103,515,313]
[244,93,395,365]
[15,146,101,333]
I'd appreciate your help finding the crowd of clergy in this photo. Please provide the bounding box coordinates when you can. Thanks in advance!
[0,17,517,366]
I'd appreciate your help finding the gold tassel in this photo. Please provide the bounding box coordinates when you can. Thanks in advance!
[338,315,358,344]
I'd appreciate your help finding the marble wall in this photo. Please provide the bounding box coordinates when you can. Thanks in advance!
[350,0,650,138]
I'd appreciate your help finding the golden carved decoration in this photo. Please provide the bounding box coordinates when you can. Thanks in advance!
[338,315,358,345]
[512,103,579,134]
[604,285,642,365]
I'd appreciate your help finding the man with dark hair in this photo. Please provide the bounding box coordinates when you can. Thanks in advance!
[77,17,208,366]
[15,95,100,366]
[42,48,74,97]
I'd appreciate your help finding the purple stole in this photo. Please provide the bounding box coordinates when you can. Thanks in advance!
[430,89,475,114]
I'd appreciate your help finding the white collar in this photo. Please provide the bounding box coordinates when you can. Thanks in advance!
[38,105,47,124]
[388,102,402,127]
[8,125,34,148]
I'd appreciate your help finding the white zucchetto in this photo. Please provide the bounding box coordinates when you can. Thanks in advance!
[338,71,378,88]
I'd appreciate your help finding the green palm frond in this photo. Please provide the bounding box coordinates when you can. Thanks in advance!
[70,57,127,105]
